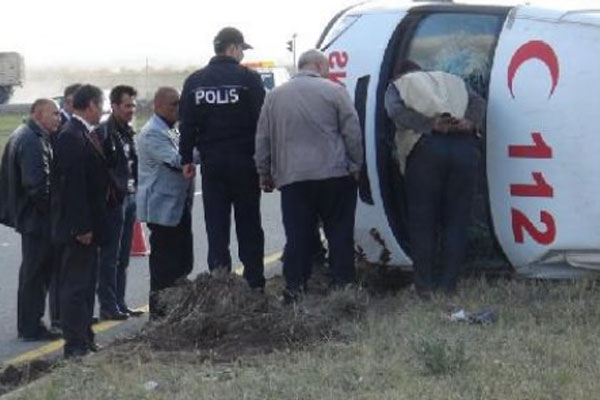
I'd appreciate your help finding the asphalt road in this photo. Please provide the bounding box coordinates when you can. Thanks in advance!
[0,179,285,363]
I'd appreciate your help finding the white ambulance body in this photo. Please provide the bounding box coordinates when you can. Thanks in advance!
[318,1,600,278]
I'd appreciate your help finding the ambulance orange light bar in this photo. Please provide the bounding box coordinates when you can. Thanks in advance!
[243,61,276,69]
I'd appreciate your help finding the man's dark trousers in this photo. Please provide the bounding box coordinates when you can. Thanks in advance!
[116,193,136,311]
[97,204,123,313]
[17,233,53,338]
[200,163,265,288]
[405,134,480,293]
[48,244,63,327]
[280,176,357,292]
[60,241,97,355]
[147,206,193,317]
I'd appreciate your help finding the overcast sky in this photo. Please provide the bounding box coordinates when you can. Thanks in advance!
[2,0,359,69]
[3,0,597,70]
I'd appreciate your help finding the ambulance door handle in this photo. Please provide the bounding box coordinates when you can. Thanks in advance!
[354,75,374,205]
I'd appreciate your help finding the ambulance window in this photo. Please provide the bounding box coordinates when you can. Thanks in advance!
[259,71,275,91]
[404,13,503,97]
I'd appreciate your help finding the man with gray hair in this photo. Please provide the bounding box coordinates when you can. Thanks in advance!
[255,49,363,303]
[0,99,62,340]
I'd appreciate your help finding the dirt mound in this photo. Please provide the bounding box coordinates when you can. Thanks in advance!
[0,359,56,396]
[133,273,366,360]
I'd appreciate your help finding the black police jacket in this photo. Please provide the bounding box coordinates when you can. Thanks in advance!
[0,119,53,235]
[51,117,111,245]
[179,55,265,167]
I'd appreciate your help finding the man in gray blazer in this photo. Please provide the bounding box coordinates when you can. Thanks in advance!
[136,87,194,319]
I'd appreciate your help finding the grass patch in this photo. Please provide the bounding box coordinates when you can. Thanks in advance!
[0,113,25,153]
[5,273,600,400]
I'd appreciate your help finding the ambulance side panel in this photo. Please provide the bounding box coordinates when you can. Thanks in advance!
[323,11,413,266]
[487,12,600,277]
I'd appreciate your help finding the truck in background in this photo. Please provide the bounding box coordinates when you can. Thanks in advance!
[0,52,25,105]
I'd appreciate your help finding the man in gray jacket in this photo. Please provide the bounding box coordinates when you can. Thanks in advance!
[0,99,62,340]
[255,49,363,302]
[136,87,194,318]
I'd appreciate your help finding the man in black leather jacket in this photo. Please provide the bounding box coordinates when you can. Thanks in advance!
[0,99,61,341]
[95,85,142,320]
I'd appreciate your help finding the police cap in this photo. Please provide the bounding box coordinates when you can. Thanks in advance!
[214,27,253,52]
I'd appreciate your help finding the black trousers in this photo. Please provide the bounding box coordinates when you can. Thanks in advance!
[60,241,97,354]
[48,244,63,327]
[201,163,265,288]
[280,176,357,292]
[147,207,194,317]
[405,134,480,293]
[17,233,53,338]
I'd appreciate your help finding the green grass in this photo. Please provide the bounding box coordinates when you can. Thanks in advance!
[0,113,25,153]
[0,110,152,155]
[6,278,600,400]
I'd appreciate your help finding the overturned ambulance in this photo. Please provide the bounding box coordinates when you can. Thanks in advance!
[317,1,600,278]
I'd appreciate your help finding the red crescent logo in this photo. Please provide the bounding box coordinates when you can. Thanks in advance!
[507,40,560,99]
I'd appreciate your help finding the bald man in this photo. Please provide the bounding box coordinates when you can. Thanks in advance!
[0,99,62,340]
[255,49,363,303]
[136,87,194,319]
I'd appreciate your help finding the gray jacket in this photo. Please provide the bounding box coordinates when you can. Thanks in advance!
[255,71,363,188]
[136,114,194,227]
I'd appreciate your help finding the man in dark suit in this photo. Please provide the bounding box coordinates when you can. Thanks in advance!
[51,84,109,358]
[58,84,82,130]
[0,99,62,340]
[49,83,82,330]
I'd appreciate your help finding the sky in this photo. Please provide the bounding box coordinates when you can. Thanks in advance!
[3,0,597,70]
[2,0,359,70]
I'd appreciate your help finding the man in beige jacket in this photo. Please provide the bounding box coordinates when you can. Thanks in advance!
[255,49,363,303]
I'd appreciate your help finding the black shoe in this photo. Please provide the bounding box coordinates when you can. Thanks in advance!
[281,288,302,305]
[21,326,62,342]
[88,341,103,352]
[91,316,100,325]
[100,309,129,321]
[120,307,144,317]
[51,320,61,329]
[64,346,89,359]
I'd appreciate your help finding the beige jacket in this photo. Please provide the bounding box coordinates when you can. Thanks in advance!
[255,71,363,188]
[385,71,486,174]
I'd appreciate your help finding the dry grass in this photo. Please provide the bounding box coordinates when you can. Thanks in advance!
[5,272,600,400]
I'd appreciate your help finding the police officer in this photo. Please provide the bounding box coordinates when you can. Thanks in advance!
[179,27,266,289]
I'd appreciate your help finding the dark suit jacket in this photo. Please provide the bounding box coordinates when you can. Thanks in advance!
[0,120,53,235]
[51,117,110,245]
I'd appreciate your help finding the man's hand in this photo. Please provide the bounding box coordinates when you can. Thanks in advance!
[453,118,475,133]
[433,116,452,134]
[351,171,360,182]
[182,163,196,180]
[76,232,93,246]
[260,175,275,193]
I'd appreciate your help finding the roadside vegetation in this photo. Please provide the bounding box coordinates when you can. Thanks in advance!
[3,266,600,400]
[0,113,25,152]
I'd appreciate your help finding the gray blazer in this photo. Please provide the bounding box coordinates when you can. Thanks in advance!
[136,114,194,227]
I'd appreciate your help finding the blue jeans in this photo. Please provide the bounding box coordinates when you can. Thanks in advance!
[116,194,136,310]
[97,193,136,312]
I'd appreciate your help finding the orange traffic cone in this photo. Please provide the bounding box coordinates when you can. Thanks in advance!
[131,220,149,256]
